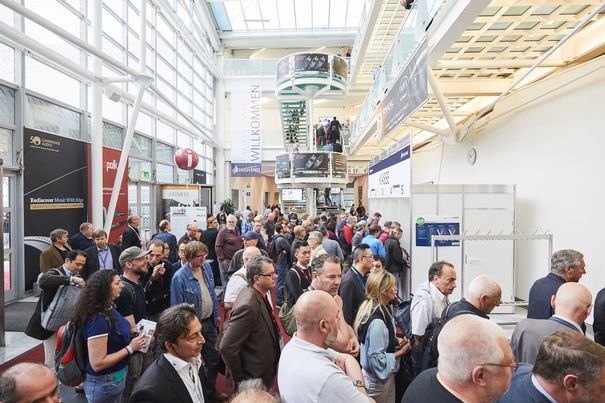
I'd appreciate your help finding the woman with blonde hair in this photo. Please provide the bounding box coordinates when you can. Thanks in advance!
[354,269,410,402]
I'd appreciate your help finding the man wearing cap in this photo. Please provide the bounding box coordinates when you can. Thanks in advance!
[115,246,152,403]
[227,231,269,279]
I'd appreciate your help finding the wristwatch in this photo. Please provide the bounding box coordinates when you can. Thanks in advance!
[352,379,366,389]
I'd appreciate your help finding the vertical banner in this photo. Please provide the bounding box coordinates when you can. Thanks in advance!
[86,146,128,244]
[23,128,88,289]
[231,82,262,176]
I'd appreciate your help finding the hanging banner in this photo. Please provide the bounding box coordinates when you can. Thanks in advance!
[86,146,128,244]
[377,38,428,141]
[368,142,411,198]
[231,82,262,176]
[23,128,88,290]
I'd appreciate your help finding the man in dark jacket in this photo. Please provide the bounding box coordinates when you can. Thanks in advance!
[273,223,292,307]
[150,219,178,263]
[200,216,221,285]
[122,215,142,249]
[339,244,372,327]
[67,222,94,251]
[82,229,122,280]
[25,250,86,371]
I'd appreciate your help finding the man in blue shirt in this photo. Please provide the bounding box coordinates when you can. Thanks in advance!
[361,224,386,257]
[171,241,225,401]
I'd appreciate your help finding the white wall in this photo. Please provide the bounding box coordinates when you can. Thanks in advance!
[411,55,605,306]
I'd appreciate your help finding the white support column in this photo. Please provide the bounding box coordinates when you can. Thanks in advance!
[90,0,103,229]
[427,70,457,139]
[214,53,228,206]
[104,77,152,238]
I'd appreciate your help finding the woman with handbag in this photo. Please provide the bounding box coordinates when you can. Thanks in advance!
[354,269,411,403]
[70,269,146,403]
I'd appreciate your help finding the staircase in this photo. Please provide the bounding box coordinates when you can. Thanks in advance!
[280,100,307,146]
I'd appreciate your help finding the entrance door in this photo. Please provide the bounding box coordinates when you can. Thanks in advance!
[3,175,16,302]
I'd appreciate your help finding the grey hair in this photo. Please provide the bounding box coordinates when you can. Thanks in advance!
[438,315,507,385]
[308,231,323,243]
[233,378,284,402]
[311,254,341,275]
[352,244,371,262]
[467,275,500,299]
[226,214,237,222]
[242,247,261,266]
[346,216,357,224]
[79,222,93,232]
[246,255,274,285]
[551,249,584,273]
[50,228,68,242]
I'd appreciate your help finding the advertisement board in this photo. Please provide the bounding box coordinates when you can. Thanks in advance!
[170,206,208,235]
[368,143,411,198]
[292,152,329,177]
[275,154,291,179]
[415,215,461,247]
[294,53,329,73]
[281,188,304,202]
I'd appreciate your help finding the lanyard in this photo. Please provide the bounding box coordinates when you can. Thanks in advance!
[351,267,366,290]
[99,249,109,268]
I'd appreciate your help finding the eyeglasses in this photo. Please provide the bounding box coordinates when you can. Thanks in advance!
[483,362,518,372]
[258,271,276,277]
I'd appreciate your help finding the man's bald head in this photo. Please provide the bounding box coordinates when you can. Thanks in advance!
[295,290,336,332]
[553,282,593,324]
[0,362,59,403]
[242,246,261,268]
[466,275,502,314]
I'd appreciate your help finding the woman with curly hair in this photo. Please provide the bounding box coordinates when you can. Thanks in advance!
[354,269,411,402]
[70,269,146,402]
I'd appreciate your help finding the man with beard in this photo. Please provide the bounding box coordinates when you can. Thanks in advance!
[215,214,243,285]
[142,240,173,322]
[278,291,373,403]
[115,246,152,403]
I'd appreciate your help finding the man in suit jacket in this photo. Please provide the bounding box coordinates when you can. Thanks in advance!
[512,282,591,364]
[122,215,142,249]
[26,250,86,370]
[219,256,281,389]
[39,228,72,273]
[81,229,122,280]
[527,249,585,319]
[130,304,206,403]
[67,222,94,251]
[150,219,178,263]
[498,330,605,403]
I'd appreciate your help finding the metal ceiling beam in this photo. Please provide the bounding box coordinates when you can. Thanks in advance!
[427,0,493,66]
[434,60,566,69]
[220,30,356,48]
[348,0,384,84]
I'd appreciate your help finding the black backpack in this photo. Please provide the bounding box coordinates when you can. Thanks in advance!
[420,303,474,370]
[267,235,281,261]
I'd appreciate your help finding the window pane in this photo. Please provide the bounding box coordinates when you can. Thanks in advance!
[157,120,175,143]
[103,121,123,148]
[134,111,153,135]
[0,43,14,83]
[0,128,13,165]
[103,8,123,42]
[128,184,138,203]
[129,133,152,157]
[0,86,15,125]
[156,162,174,183]
[128,157,152,181]
[24,94,81,139]
[177,131,191,148]
[156,141,174,162]
[140,185,151,202]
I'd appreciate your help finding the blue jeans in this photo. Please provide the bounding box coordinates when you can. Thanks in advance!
[276,264,288,306]
[84,367,127,403]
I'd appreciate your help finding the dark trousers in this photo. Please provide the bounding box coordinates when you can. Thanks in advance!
[200,317,220,395]
[411,343,424,379]
[276,264,287,306]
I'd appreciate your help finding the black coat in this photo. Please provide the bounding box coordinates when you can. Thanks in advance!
[82,244,122,280]
[130,355,196,403]
[67,232,94,251]
[25,268,71,340]
[122,225,142,249]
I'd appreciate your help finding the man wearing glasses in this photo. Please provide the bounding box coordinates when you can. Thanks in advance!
[220,256,282,390]
[339,244,373,327]
[171,241,225,401]
[403,314,514,403]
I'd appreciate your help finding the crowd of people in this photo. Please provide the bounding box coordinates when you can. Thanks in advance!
[1,208,605,403]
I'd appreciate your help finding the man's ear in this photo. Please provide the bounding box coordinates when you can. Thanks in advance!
[562,374,579,392]
[471,366,489,387]
[551,295,556,310]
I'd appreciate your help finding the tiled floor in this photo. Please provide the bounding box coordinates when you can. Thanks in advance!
[0,332,42,364]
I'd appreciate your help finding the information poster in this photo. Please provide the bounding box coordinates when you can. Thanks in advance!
[332,153,347,178]
[415,215,461,247]
[170,206,208,235]
[23,128,88,289]
[275,154,291,179]
[368,143,411,198]
[292,152,329,177]
[294,54,329,73]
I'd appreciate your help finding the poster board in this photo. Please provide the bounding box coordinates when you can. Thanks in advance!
[170,206,208,236]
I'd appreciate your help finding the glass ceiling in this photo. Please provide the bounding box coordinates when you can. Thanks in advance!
[208,0,365,33]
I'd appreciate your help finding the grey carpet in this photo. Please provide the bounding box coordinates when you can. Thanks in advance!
[4,301,37,332]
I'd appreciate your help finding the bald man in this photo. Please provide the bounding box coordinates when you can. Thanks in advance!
[447,275,502,318]
[512,282,592,364]
[224,247,262,312]
[0,362,60,403]
[403,315,513,403]
[278,291,374,403]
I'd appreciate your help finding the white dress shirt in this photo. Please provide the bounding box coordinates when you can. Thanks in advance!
[163,353,205,403]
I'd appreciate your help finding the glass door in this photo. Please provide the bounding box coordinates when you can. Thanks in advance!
[3,175,16,302]
[128,183,153,245]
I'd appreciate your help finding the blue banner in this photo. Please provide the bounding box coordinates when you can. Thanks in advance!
[231,163,261,177]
